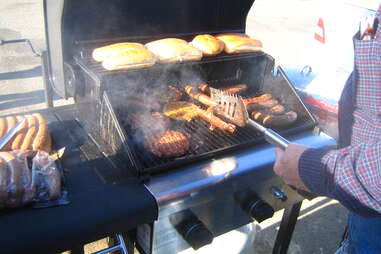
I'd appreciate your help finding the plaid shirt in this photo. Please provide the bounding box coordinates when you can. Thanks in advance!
[299,4,381,217]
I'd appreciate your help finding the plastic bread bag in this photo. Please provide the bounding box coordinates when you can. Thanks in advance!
[145,38,203,63]
[0,149,69,210]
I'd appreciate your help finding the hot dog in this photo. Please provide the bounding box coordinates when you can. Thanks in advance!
[0,152,23,207]
[197,83,248,95]
[32,113,48,151]
[242,94,273,105]
[246,99,279,112]
[198,108,236,134]
[21,115,38,150]
[252,110,298,128]
[184,85,216,107]
[220,83,248,94]
[11,115,28,150]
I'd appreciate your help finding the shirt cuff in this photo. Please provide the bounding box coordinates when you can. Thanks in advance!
[299,147,331,196]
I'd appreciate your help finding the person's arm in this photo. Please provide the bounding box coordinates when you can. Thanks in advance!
[299,142,381,217]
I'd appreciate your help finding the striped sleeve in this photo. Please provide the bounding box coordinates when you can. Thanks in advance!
[299,143,381,217]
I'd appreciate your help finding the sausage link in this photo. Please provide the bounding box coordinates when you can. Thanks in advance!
[198,108,236,134]
[197,83,210,94]
[246,98,279,112]
[243,94,272,105]
[259,111,298,128]
[184,85,216,107]
[32,113,48,151]
[220,83,248,94]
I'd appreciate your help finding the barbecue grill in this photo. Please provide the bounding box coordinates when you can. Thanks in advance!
[42,0,335,253]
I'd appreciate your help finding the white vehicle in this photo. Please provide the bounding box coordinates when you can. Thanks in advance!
[282,0,378,138]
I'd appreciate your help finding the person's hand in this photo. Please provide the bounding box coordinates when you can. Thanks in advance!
[273,143,310,191]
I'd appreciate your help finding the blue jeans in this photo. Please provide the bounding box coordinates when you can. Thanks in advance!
[336,212,381,254]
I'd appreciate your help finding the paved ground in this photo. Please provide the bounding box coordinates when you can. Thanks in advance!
[0,0,352,253]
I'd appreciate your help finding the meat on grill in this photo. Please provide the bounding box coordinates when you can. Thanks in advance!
[157,85,183,104]
[144,130,190,157]
[251,110,298,128]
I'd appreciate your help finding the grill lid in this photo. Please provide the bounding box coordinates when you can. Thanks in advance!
[44,0,255,100]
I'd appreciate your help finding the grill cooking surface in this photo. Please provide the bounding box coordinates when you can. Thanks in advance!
[74,42,316,177]
[107,88,313,175]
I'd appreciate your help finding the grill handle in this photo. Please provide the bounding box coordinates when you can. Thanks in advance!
[248,119,289,149]
[248,119,316,200]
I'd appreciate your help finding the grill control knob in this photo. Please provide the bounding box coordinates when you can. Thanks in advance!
[171,211,213,250]
[246,199,275,223]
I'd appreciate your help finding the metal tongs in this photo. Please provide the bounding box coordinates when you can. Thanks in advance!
[210,88,315,199]
[210,88,289,149]
[0,119,27,150]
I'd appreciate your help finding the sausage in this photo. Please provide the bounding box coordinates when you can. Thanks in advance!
[197,83,248,95]
[0,158,9,208]
[0,117,6,138]
[3,116,17,151]
[32,113,48,151]
[0,152,23,207]
[246,99,279,112]
[198,108,236,134]
[21,115,38,150]
[242,94,272,105]
[184,85,216,107]
[11,115,28,150]
[220,83,248,94]
[197,83,210,94]
[252,110,298,128]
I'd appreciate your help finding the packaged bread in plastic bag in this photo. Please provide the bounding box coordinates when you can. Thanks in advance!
[0,149,68,210]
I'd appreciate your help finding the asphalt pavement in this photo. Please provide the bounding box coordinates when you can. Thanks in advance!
[0,0,349,253]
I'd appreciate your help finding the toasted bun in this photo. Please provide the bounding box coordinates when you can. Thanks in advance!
[190,34,224,56]
[101,48,156,71]
[92,42,147,62]
[145,38,202,63]
[216,34,262,54]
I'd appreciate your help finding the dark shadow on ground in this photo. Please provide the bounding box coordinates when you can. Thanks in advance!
[0,65,42,80]
[0,90,45,111]
[251,198,347,254]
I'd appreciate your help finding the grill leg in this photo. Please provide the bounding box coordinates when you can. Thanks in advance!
[41,50,54,108]
[272,201,302,254]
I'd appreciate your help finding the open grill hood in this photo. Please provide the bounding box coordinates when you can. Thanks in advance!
[43,0,255,99]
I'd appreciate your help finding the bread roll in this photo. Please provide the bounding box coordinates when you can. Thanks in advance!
[3,116,17,150]
[11,115,28,150]
[190,34,224,56]
[102,48,156,71]
[216,33,262,54]
[0,117,6,138]
[145,38,203,63]
[92,42,146,62]
[21,115,38,151]
[32,113,48,151]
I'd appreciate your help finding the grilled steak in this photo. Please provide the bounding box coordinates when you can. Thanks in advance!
[144,130,190,157]
[157,85,183,104]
